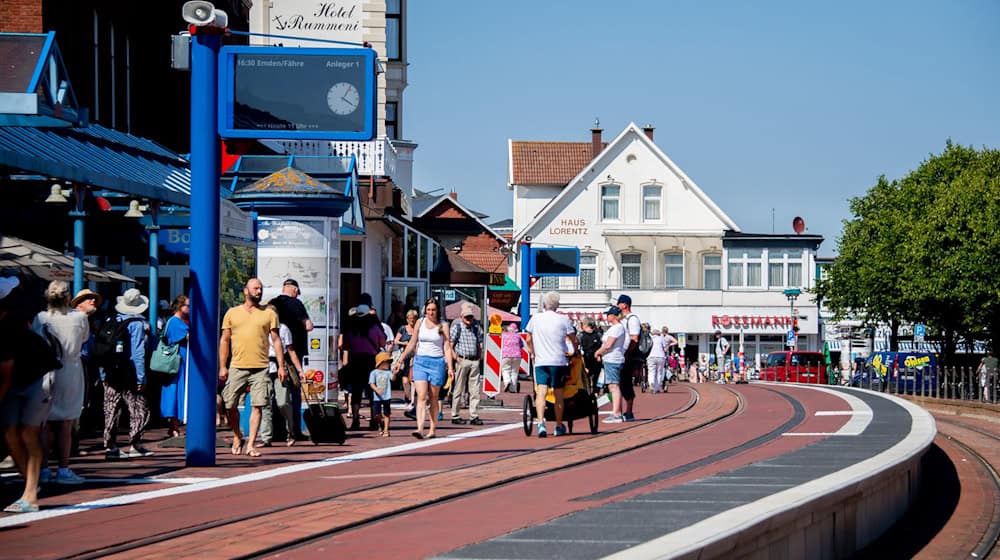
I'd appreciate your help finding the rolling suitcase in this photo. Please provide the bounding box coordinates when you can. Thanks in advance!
[301,383,346,445]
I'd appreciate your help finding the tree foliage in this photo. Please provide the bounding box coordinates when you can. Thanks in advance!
[816,142,1000,360]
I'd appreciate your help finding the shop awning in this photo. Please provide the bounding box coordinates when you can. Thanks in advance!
[0,234,134,283]
[0,124,191,206]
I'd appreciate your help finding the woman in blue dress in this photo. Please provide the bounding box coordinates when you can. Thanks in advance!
[159,295,189,437]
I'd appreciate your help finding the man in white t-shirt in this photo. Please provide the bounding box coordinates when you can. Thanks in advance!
[616,294,641,421]
[524,291,578,438]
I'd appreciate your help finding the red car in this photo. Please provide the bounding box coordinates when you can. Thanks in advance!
[761,351,828,384]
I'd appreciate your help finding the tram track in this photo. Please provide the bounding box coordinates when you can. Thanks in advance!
[63,385,748,560]
[934,415,1000,559]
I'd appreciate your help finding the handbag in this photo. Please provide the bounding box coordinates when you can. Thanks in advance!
[150,319,182,376]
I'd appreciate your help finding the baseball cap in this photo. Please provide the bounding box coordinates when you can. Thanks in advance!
[283,278,299,288]
[355,304,371,315]
[605,306,622,316]
[460,302,475,318]
[616,294,632,306]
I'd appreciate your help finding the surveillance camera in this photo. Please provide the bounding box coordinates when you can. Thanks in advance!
[523,235,533,243]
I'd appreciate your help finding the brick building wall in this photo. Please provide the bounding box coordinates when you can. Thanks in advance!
[0,0,42,33]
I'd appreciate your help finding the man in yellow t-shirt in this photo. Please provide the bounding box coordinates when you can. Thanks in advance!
[219,278,285,457]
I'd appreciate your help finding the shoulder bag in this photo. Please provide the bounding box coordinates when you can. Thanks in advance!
[150,318,182,376]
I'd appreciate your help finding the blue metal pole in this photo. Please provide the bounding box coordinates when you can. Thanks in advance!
[70,184,86,295]
[148,201,160,337]
[518,241,532,327]
[186,29,222,467]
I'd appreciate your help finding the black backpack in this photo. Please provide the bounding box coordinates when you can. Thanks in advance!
[92,316,143,377]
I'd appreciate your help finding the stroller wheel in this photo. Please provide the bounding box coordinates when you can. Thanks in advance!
[521,394,535,436]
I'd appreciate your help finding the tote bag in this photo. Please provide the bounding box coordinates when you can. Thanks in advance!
[150,318,182,376]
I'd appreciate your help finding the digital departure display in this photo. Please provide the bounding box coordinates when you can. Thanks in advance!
[218,46,375,140]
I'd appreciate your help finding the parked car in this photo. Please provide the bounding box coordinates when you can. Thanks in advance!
[760,351,828,384]
[852,352,938,394]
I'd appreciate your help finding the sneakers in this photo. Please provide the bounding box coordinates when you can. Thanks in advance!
[451,417,468,425]
[537,423,547,438]
[105,448,127,461]
[437,411,444,421]
[603,414,624,424]
[623,412,635,422]
[55,468,85,485]
[470,417,484,426]
[126,446,154,458]
[554,424,567,437]
[39,468,52,484]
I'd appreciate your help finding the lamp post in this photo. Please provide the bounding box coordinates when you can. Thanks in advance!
[783,288,801,350]
[69,184,87,295]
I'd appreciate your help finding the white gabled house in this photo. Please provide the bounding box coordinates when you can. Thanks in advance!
[508,121,824,365]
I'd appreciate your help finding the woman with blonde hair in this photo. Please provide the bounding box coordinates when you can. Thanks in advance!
[393,298,455,439]
[32,280,89,484]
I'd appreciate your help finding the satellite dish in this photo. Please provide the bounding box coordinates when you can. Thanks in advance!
[792,216,805,234]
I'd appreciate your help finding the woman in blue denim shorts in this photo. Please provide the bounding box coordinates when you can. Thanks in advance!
[594,306,628,423]
[393,298,455,439]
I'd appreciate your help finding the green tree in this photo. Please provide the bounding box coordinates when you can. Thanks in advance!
[818,142,1000,361]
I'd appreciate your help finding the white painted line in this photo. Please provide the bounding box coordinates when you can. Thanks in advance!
[815,410,873,416]
[603,385,936,560]
[0,421,522,528]
[782,389,873,437]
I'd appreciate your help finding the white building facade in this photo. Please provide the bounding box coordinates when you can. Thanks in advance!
[509,122,824,364]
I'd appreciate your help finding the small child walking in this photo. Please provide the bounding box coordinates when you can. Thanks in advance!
[369,352,394,437]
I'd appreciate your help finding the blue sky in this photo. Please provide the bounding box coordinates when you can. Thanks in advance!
[404,1,999,254]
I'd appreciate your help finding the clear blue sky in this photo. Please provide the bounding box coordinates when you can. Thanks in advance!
[405,1,999,254]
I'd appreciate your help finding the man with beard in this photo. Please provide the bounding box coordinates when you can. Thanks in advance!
[219,278,285,457]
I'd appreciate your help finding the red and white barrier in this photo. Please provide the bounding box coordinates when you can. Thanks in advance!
[484,333,531,397]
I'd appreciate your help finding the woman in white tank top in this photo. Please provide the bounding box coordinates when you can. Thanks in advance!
[393,298,454,439]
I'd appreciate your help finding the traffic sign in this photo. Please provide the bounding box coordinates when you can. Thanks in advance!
[677,332,686,347]
[914,323,925,343]
[786,329,797,347]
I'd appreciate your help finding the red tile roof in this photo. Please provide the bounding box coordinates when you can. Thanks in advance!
[461,251,507,274]
[510,141,603,186]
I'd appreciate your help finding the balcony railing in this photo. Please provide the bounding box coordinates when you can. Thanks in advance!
[262,137,398,178]
[329,137,397,177]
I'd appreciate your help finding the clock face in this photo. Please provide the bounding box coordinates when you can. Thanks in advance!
[326,82,360,116]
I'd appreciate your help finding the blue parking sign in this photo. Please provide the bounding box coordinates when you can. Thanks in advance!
[786,330,796,347]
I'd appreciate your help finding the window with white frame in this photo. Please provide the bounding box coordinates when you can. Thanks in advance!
[538,276,559,291]
[703,254,721,290]
[663,253,684,288]
[642,184,661,222]
[579,254,597,290]
[621,253,641,289]
[601,184,620,221]
[768,249,803,288]
[727,249,762,288]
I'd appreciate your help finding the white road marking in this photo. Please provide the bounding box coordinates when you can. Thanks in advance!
[781,388,873,437]
[319,470,441,480]
[0,422,522,528]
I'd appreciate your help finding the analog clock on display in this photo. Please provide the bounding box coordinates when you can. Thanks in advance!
[327,82,360,116]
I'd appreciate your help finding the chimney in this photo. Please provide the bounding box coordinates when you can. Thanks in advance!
[590,118,603,159]
[448,191,457,200]
[642,124,654,141]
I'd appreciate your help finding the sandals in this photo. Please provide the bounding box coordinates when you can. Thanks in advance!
[231,437,244,456]
[4,499,39,514]
[245,447,262,458]
[411,431,423,440]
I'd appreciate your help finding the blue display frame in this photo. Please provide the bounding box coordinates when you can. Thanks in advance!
[530,247,581,277]
[218,46,376,140]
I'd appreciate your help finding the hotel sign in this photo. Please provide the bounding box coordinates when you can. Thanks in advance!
[712,315,793,329]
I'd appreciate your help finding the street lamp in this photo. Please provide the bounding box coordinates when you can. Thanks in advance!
[783,288,801,350]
